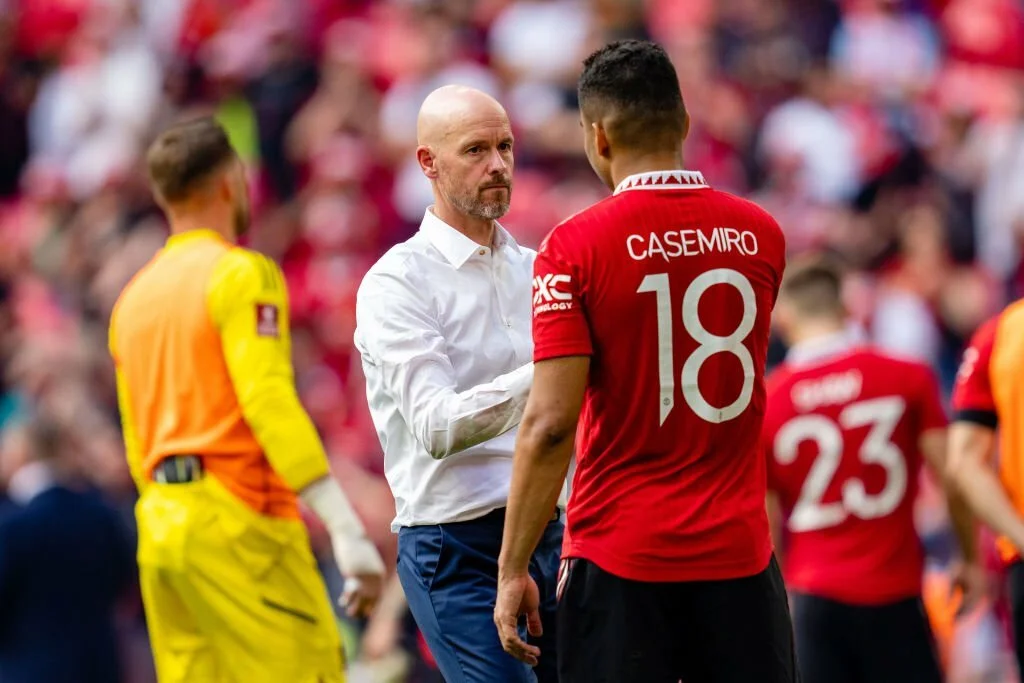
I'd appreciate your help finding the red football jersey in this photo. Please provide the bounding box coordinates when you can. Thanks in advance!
[762,341,948,605]
[533,170,786,582]
[951,315,999,427]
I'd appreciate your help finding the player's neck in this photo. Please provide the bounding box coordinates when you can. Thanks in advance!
[610,152,687,190]
[167,208,237,244]
[431,204,495,248]
[787,320,848,348]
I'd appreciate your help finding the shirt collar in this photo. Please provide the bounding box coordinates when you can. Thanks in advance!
[7,461,57,505]
[786,327,866,367]
[614,169,709,195]
[165,229,228,251]
[419,208,520,269]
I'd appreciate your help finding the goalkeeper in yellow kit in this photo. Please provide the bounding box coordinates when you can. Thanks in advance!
[108,117,385,683]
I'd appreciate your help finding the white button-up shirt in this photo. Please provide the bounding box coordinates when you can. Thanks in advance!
[356,209,545,530]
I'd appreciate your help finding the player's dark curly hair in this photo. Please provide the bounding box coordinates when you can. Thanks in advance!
[577,40,688,152]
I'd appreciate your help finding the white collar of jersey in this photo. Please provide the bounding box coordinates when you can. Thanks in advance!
[614,170,708,195]
[420,207,520,269]
[785,326,867,367]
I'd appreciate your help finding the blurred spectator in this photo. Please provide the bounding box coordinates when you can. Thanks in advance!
[960,85,1024,286]
[830,0,940,102]
[1,0,1023,680]
[759,62,861,205]
[0,415,135,683]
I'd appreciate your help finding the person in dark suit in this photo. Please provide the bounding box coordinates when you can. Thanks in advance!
[0,415,135,683]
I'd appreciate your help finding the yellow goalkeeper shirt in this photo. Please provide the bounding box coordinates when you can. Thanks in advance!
[109,229,329,519]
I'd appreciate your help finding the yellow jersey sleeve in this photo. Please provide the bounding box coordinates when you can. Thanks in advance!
[207,248,330,492]
[108,317,148,493]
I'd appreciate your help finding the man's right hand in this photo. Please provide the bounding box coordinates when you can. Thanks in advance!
[334,535,386,617]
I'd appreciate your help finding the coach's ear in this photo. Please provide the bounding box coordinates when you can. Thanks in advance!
[417,145,439,180]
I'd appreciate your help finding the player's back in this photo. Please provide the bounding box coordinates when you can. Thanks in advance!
[763,344,947,604]
[111,231,298,517]
[533,172,786,582]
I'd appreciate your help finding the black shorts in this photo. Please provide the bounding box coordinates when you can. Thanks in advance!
[1007,561,1024,681]
[556,555,799,683]
[791,592,942,683]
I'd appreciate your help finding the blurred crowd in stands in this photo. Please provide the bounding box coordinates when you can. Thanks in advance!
[1,0,1024,680]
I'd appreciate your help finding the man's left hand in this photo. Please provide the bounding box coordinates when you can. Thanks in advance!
[494,573,542,666]
[950,560,988,617]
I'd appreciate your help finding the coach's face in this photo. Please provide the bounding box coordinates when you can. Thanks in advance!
[421,100,514,221]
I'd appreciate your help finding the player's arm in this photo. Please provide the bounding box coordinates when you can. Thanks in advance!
[209,249,384,614]
[355,269,533,459]
[496,227,589,665]
[947,421,1024,551]
[108,319,147,492]
[912,361,988,611]
[919,428,977,563]
[946,319,1024,553]
[911,364,978,564]
[497,355,588,664]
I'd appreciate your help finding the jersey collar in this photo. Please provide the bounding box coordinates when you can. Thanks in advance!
[165,229,229,251]
[613,170,708,195]
[786,327,866,367]
[420,208,520,269]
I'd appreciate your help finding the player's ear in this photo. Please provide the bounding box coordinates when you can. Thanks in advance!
[681,111,691,142]
[216,168,234,203]
[593,122,611,160]
[417,145,439,180]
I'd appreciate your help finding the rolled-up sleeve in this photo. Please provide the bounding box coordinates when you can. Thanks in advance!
[208,249,330,492]
[356,268,533,460]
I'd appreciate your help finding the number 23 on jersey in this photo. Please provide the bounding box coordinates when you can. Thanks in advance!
[773,396,909,532]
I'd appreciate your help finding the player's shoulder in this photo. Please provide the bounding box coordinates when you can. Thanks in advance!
[848,346,937,389]
[112,250,161,308]
[213,246,285,294]
[539,193,622,251]
[983,305,1022,346]
[707,188,783,233]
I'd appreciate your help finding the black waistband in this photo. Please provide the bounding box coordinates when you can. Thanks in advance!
[152,455,204,484]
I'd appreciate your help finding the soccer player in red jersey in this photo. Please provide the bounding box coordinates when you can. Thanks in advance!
[493,40,798,683]
[948,308,1024,679]
[762,258,982,683]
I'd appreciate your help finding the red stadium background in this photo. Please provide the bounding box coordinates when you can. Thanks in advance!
[1,0,1024,680]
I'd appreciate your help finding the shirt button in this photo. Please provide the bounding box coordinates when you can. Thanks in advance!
[478,249,487,256]
[505,319,512,328]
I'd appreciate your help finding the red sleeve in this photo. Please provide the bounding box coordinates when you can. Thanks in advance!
[914,363,948,432]
[532,224,593,361]
[951,316,999,428]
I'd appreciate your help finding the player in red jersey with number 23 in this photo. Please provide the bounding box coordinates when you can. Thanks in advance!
[762,258,981,683]
[493,40,798,683]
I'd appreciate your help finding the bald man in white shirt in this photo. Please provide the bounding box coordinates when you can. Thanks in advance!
[354,86,564,683]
